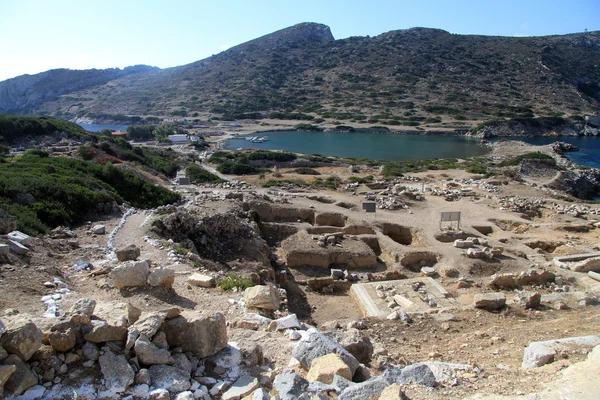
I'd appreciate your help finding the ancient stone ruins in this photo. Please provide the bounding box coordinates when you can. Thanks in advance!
[1,142,600,400]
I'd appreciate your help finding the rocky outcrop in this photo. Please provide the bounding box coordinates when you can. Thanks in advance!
[159,311,228,358]
[469,117,587,138]
[547,168,600,200]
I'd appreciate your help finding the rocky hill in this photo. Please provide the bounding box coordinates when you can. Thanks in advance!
[2,23,600,126]
[0,65,158,115]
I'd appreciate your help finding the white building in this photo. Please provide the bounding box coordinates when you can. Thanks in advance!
[167,134,189,143]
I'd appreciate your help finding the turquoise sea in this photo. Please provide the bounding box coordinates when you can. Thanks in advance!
[223,131,490,162]
[506,136,600,169]
[78,123,128,132]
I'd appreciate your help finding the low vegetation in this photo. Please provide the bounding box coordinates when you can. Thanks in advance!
[0,115,88,144]
[185,164,221,183]
[498,152,555,167]
[382,157,489,177]
[292,167,320,175]
[0,150,180,235]
[217,273,253,291]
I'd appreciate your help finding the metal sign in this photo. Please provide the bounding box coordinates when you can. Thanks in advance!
[440,211,461,229]
[362,202,377,213]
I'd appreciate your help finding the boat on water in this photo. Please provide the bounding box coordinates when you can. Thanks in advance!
[251,136,269,143]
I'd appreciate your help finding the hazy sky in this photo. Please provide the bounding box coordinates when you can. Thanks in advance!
[1,0,598,81]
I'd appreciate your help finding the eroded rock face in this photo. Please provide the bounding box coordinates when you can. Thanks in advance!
[159,311,227,358]
[151,210,270,265]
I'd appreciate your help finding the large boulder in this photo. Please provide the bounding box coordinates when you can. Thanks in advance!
[336,328,374,364]
[187,273,215,288]
[513,291,541,309]
[148,266,175,288]
[293,329,360,376]
[99,351,135,393]
[116,244,141,262]
[48,327,76,353]
[84,320,128,343]
[273,371,309,400]
[129,312,167,338]
[134,335,175,366]
[0,364,16,397]
[70,298,97,324]
[473,293,506,311]
[338,375,388,400]
[0,315,43,361]
[110,260,149,289]
[244,285,280,311]
[159,311,227,358]
[306,353,353,384]
[148,365,191,392]
[2,354,37,396]
[221,374,259,400]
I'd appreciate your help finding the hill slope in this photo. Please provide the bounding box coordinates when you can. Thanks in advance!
[0,65,158,115]
[2,23,600,125]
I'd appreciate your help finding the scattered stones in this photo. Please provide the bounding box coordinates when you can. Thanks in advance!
[116,244,141,262]
[473,293,506,311]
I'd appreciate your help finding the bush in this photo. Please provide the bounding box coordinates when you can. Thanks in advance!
[217,273,253,291]
[292,167,320,175]
[498,152,554,167]
[186,164,221,183]
[217,162,263,175]
[0,152,180,235]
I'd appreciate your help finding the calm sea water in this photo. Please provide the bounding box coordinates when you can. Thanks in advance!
[224,131,490,161]
[504,136,600,169]
[78,123,128,132]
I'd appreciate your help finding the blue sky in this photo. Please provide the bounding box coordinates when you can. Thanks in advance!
[1,0,598,81]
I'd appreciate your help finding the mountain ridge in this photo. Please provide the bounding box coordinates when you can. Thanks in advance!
[1,22,599,126]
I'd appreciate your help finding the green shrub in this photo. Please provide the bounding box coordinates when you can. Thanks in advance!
[498,152,554,167]
[0,152,180,235]
[217,273,253,291]
[186,164,221,183]
[292,167,320,175]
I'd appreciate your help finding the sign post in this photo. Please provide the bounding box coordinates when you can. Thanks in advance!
[440,211,461,230]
